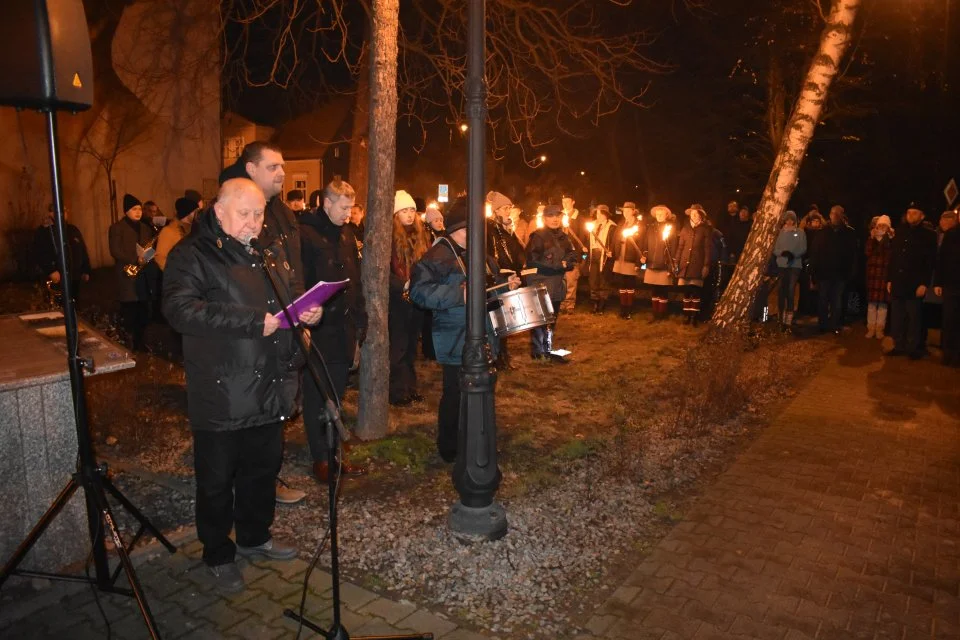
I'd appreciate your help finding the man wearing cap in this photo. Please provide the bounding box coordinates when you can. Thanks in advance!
[109,193,157,351]
[156,196,200,271]
[285,189,306,215]
[163,178,322,594]
[935,210,960,365]
[886,206,938,358]
[408,197,520,461]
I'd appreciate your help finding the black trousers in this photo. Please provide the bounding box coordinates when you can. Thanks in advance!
[943,292,960,359]
[303,357,350,463]
[193,423,283,566]
[120,300,151,350]
[389,299,423,402]
[890,297,924,356]
[817,279,845,332]
[438,365,461,462]
[588,251,612,301]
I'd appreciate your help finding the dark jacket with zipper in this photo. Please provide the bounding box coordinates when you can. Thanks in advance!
[810,222,858,282]
[162,210,302,432]
[299,210,367,364]
[487,218,525,274]
[524,226,579,301]
[676,222,712,280]
[408,236,501,366]
[888,221,938,298]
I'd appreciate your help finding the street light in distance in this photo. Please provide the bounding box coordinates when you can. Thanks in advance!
[459,123,469,133]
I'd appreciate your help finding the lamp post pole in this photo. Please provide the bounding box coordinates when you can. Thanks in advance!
[448,0,507,541]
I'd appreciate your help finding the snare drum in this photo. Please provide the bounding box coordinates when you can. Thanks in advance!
[488,283,556,337]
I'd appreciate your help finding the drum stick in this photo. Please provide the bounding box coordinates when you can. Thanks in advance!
[486,281,513,293]
[520,268,537,276]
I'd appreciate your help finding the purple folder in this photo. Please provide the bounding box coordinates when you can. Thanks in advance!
[274,279,349,328]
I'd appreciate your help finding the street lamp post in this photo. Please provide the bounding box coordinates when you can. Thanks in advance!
[448,0,507,541]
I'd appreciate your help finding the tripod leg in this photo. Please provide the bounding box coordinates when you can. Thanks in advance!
[100,475,177,553]
[89,484,162,640]
[0,478,80,587]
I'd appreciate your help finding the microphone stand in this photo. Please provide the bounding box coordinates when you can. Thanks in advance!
[250,240,431,640]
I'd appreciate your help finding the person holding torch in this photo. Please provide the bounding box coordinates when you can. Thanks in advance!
[612,202,644,319]
[586,204,617,314]
[642,205,679,322]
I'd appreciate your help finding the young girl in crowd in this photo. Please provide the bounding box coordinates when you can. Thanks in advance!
[676,204,713,326]
[773,210,807,330]
[865,215,894,338]
[389,190,431,405]
[642,205,679,321]
[612,202,643,319]
[587,204,617,314]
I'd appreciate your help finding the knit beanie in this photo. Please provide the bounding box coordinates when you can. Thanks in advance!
[394,190,417,213]
[175,197,198,220]
[486,191,513,211]
[875,215,892,228]
[443,197,468,232]
[782,210,798,225]
[123,193,141,213]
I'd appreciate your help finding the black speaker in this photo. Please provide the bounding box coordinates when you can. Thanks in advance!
[0,0,93,111]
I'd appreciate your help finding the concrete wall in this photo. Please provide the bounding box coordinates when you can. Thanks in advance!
[0,0,221,275]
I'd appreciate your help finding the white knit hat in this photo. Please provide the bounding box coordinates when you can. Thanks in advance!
[875,215,892,228]
[394,190,416,213]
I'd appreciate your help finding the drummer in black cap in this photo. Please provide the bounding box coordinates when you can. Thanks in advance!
[408,198,519,462]
[525,204,580,360]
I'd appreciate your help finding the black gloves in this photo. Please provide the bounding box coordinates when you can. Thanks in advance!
[781,250,795,260]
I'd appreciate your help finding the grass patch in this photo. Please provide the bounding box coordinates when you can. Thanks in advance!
[350,432,436,474]
[553,437,604,460]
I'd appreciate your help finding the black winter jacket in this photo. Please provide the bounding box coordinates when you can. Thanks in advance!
[676,222,712,280]
[262,196,305,298]
[525,227,579,301]
[487,218,525,274]
[935,226,960,291]
[888,222,938,298]
[810,223,858,281]
[299,210,367,364]
[162,210,302,432]
[33,223,91,281]
[109,217,156,302]
[643,221,680,272]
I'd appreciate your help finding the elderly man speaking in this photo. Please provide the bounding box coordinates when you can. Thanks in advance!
[163,178,322,593]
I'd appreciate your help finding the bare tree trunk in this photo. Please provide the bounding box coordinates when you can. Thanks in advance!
[713,0,861,330]
[349,44,370,210]
[356,0,399,439]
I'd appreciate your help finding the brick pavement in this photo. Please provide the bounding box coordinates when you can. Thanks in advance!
[585,343,960,639]
[3,340,958,640]
[0,534,491,639]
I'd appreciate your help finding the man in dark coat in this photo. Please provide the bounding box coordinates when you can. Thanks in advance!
[934,210,960,366]
[886,206,938,359]
[408,198,519,462]
[298,179,369,482]
[33,204,91,305]
[163,178,322,594]
[109,194,156,350]
[810,205,858,334]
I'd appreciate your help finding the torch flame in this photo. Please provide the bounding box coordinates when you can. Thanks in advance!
[662,224,672,241]
[427,201,438,210]
[622,225,638,238]
[485,203,493,218]
[562,213,570,228]
[536,213,544,229]
[585,221,595,233]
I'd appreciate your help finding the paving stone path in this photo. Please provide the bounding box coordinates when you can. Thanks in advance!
[585,345,960,639]
[2,341,957,639]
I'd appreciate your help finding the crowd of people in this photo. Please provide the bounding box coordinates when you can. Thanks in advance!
[29,138,960,594]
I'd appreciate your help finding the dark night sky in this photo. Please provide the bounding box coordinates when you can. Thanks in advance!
[227,0,960,228]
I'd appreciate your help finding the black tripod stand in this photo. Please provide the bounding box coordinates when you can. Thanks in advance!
[252,241,431,640]
[0,110,176,640]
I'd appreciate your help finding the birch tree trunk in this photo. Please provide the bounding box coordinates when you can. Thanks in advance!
[712,0,861,330]
[356,0,399,439]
